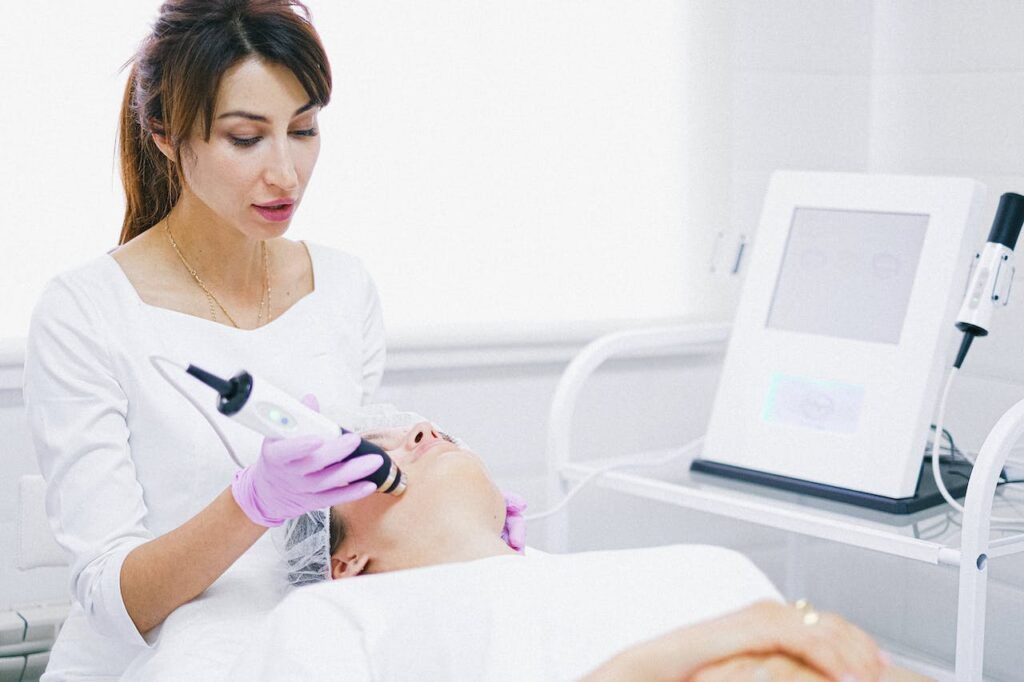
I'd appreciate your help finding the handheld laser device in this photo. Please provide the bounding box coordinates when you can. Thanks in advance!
[185,363,406,496]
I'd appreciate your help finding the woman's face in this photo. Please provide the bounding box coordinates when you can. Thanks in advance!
[330,422,506,577]
[174,57,321,240]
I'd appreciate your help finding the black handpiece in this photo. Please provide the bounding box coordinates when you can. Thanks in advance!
[185,364,406,495]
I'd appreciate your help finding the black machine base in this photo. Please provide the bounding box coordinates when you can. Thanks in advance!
[689,458,972,515]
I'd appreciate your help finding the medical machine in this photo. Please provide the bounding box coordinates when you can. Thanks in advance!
[693,171,987,512]
[150,356,406,496]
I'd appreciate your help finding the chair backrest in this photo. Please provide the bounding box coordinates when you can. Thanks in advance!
[17,476,66,569]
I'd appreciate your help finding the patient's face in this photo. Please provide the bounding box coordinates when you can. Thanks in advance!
[329,422,506,577]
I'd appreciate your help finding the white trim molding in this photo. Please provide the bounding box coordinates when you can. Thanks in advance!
[0,338,24,393]
[0,317,732,389]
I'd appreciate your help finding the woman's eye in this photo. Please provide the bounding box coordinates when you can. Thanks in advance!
[229,129,317,148]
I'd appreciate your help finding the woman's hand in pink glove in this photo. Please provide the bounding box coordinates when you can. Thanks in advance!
[231,394,382,527]
[501,491,527,553]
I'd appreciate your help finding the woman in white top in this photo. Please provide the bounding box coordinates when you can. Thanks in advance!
[21,2,410,678]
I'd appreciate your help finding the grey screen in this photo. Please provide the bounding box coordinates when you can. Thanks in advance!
[766,207,929,345]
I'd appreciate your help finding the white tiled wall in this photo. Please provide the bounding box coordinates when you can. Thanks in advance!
[870,1,1024,75]
[726,1,875,287]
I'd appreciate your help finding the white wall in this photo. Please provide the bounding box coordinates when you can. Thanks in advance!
[1,1,738,343]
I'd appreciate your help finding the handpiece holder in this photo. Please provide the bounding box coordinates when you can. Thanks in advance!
[185,364,406,495]
[955,192,1024,338]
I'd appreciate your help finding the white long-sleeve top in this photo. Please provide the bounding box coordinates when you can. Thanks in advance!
[22,241,386,680]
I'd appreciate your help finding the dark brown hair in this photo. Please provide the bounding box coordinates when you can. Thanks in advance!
[117,0,332,245]
[328,505,346,556]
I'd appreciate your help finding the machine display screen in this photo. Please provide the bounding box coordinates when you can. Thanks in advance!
[766,207,929,344]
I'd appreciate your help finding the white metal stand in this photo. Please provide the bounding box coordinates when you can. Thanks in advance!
[544,323,1024,681]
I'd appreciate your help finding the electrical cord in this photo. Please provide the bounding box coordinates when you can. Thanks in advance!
[525,436,706,522]
[150,354,246,468]
[930,366,1024,524]
[933,424,1016,481]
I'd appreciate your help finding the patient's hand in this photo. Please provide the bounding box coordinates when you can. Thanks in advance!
[692,653,931,682]
[691,653,830,681]
[582,600,893,682]
[501,491,527,553]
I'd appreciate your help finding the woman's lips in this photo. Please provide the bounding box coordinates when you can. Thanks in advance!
[253,203,295,222]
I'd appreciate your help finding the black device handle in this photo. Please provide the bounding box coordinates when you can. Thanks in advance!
[987,192,1024,250]
[339,428,401,493]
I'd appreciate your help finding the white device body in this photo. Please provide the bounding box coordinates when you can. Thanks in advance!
[703,171,986,499]
[956,242,1015,334]
[231,373,344,441]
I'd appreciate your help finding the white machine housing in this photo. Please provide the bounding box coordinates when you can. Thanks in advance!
[702,171,986,499]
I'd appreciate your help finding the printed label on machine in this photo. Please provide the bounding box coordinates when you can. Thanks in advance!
[762,374,865,434]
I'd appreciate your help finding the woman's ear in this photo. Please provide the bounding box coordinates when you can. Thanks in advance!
[148,121,175,162]
[331,552,369,580]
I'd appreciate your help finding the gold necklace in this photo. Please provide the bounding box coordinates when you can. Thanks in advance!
[164,221,272,328]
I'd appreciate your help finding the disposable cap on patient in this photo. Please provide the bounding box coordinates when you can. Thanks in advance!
[279,508,333,586]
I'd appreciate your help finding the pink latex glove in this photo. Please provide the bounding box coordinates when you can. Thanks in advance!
[501,491,527,553]
[231,394,381,527]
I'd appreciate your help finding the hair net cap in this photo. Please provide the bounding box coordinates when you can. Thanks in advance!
[273,404,435,588]
[278,507,333,587]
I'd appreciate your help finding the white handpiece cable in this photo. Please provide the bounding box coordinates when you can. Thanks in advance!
[149,355,246,468]
[525,435,705,522]
[930,367,1023,524]
[932,192,1024,522]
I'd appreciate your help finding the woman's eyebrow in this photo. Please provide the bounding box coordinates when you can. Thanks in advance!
[216,101,316,122]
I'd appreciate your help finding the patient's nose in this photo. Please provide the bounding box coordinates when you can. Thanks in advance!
[404,421,441,450]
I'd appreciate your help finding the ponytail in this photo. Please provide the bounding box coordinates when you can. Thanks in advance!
[117,63,180,245]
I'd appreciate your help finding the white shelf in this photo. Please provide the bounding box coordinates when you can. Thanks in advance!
[559,448,1024,567]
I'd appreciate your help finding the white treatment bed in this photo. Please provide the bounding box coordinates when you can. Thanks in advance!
[126,543,781,681]
[13,472,782,681]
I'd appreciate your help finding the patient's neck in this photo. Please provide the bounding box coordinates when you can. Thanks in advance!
[373,506,518,574]
[422,527,517,569]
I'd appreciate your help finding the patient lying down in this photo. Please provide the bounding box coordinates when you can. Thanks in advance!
[231,423,924,682]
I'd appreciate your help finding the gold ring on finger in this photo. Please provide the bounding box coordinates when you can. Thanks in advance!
[793,598,820,626]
